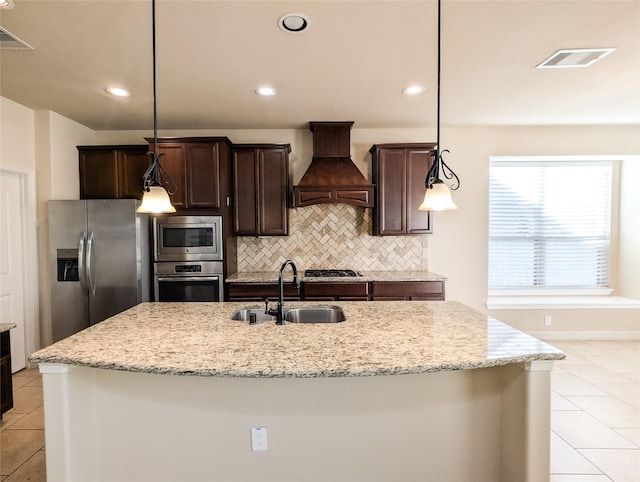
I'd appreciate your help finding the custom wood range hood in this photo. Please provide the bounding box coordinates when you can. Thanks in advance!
[293,122,375,207]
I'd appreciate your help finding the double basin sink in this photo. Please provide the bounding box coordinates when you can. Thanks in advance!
[231,306,346,324]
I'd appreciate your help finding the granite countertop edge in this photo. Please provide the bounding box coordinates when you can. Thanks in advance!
[29,353,566,378]
[0,323,17,334]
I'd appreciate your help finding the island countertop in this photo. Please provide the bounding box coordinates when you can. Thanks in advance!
[30,301,564,377]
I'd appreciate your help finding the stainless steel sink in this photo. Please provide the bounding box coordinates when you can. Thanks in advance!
[231,306,346,324]
[284,306,346,323]
[231,308,275,323]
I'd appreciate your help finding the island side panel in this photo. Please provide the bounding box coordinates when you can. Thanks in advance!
[500,361,554,482]
[35,362,558,482]
[39,364,99,482]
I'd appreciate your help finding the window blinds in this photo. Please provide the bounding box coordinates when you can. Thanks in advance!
[488,161,612,290]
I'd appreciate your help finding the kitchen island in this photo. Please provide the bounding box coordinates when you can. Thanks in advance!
[31,301,564,482]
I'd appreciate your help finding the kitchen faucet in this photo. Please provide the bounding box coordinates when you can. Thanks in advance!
[265,260,300,325]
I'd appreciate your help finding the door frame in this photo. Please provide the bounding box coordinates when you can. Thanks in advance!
[0,165,40,367]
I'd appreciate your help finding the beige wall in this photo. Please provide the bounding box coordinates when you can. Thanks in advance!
[2,97,639,341]
[618,159,640,299]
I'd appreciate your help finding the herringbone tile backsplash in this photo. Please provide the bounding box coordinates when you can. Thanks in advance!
[237,204,427,271]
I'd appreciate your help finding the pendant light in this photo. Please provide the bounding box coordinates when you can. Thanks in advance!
[138,0,176,214]
[418,0,460,212]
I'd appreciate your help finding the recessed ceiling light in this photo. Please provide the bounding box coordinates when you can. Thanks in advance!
[278,13,309,33]
[256,86,276,96]
[0,0,15,10]
[536,48,616,69]
[106,87,130,97]
[402,86,425,95]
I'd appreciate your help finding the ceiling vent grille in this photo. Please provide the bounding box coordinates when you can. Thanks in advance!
[536,48,615,69]
[0,27,33,50]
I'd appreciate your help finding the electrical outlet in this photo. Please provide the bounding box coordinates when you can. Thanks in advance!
[544,315,552,326]
[251,427,268,451]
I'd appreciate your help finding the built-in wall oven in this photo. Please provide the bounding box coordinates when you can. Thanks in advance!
[152,216,224,302]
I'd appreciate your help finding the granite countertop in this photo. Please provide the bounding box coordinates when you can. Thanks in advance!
[30,301,564,378]
[0,323,16,334]
[226,270,448,283]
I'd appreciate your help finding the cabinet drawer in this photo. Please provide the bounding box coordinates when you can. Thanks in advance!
[227,283,300,300]
[371,281,444,299]
[303,282,369,298]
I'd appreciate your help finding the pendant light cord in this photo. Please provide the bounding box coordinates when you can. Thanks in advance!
[425,0,459,191]
[141,0,177,195]
[152,0,158,156]
[436,0,441,158]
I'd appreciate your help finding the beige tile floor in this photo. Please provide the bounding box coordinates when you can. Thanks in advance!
[0,368,45,482]
[550,340,640,482]
[0,340,638,481]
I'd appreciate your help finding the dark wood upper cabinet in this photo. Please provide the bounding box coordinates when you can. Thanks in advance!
[78,145,149,199]
[147,137,231,210]
[370,143,436,235]
[232,144,290,236]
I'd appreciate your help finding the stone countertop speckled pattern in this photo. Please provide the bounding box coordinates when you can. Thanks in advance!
[226,270,448,283]
[0,323,16,334]
[30,301,564,378]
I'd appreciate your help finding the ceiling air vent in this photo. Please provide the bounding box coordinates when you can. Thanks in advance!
[536,48,615,69]
[0,27,33,50]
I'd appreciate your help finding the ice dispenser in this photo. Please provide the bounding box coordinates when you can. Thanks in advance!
[56,248,79,282]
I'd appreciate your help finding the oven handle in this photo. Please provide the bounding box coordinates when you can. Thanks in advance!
[156,276,220,283]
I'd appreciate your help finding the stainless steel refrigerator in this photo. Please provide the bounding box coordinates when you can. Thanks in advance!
[49,199,151,342]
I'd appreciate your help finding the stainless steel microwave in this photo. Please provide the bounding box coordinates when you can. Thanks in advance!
[153,215,223,262]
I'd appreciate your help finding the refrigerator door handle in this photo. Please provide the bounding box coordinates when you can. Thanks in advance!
[86,231,96,297]
[78,231,88,293]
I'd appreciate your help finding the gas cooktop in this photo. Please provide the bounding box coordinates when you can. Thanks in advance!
[304,269,362,278]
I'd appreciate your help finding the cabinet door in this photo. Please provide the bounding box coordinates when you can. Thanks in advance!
[371,144,434,235]
[186,143,221,208]
[155,144,186,208]
[117,148,151,199]
[259,148,289,236]
[233,150,259,235]
[406,149,433,234]
[375,149,407,235]
[79,149,119,198]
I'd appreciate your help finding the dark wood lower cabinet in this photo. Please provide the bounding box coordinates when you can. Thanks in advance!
[227,283,300,302]
[227,280,445,302]
[371,281,445,301]
[302,282,370,301]
[0,331,13,418]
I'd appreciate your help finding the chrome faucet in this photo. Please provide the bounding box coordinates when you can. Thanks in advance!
[265,260,300,325]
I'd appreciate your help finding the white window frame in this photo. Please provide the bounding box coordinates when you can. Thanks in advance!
[488,155,620,299]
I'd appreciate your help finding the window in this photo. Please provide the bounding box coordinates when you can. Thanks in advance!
[489,159,613,292]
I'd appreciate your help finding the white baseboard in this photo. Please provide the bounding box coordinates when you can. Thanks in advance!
[528,331,640,341]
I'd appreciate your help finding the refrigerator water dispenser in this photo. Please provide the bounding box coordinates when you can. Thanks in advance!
[56,249,79,282]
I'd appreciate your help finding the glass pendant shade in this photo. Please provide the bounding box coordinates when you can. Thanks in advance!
[419,181,458,211]
[137,185,176,213]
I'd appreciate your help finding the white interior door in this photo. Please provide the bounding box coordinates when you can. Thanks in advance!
[0,171,27,372]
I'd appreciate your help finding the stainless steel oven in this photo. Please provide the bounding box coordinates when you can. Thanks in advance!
[154,261,224,302]
[153,215,223,262]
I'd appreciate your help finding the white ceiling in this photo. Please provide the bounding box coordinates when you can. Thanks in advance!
[1,0,638,131]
